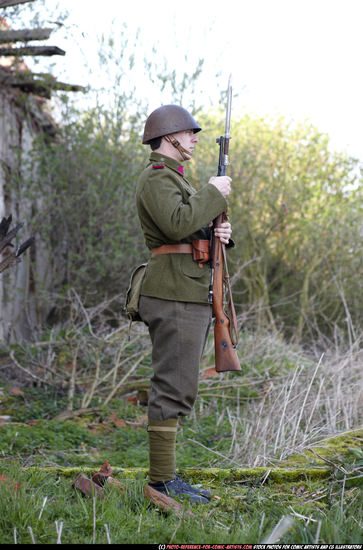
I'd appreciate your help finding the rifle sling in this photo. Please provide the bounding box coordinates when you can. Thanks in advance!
[222,244,239,346]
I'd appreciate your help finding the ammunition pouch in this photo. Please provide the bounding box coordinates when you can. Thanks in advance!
[192,239,210,263]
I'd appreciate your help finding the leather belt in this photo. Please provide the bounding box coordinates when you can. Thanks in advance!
[151,240,210,268]
[152,244,193,256]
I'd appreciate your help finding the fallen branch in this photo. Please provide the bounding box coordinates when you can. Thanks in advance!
[143,484,194,518]
[53,406,102,421]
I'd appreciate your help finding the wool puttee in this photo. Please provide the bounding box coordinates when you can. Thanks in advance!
[147,417,178,483]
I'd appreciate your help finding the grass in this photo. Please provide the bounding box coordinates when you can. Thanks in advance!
[0,458,362,544]
[0,326,362,543]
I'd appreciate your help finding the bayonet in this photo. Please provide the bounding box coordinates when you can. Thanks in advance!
[225,74,232,136]
[217,74,232,175]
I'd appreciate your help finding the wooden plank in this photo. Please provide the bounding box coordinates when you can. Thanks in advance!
[0,45,65,56]
[0,0,35,8]
[144,485,195,517]
[0,28,53,43]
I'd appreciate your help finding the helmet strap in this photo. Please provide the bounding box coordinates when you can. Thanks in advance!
[164,135,191,161]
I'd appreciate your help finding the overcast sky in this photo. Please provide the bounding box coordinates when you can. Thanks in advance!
[19,0,363,161]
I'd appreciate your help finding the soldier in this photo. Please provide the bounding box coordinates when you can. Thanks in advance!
[137,105,233,504]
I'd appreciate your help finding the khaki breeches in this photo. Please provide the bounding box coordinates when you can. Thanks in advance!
[139,296,212,421]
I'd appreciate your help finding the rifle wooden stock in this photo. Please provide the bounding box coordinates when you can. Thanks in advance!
[212,214,241,373]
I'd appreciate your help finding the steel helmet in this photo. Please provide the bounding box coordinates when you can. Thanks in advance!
[142,105,201,144]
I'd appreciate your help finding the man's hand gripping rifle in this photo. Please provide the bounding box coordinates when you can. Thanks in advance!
[209,76,241,373]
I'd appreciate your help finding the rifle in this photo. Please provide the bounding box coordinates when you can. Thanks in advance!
[208,76,241,373]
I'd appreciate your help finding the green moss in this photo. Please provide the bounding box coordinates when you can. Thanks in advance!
[23,466,149,478]
[179,466,331,484]
[281,428,363,467]
[23,465,332,484]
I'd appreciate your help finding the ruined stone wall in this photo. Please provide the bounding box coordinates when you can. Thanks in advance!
[0,88,53,342]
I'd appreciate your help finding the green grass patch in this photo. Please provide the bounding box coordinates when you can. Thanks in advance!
[0,460,362,544]
[0,348,362,544]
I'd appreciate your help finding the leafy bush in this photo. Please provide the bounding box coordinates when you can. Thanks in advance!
[194,112,363,341]
[13,25,362,343]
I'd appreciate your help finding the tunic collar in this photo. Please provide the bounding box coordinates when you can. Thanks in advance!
[150,152,185,177]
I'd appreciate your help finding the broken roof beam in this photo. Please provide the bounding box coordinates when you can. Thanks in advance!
[0,0,36,8]
[0,45,65,56]
[0,68,87,98]
[0,28,53,43]
[12,78,87,98]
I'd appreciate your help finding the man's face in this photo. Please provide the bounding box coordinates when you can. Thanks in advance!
[174,129,199,159]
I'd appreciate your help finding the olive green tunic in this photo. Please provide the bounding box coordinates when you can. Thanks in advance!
[136,152,228,304]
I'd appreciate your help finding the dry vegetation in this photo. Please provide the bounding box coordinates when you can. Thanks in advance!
[205,331,363,465]
[3,290,362,467]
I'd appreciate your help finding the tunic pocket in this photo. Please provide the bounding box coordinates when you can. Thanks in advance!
[180,254,208,279]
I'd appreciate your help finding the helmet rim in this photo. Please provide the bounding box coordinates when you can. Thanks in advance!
[142,104,201,144]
